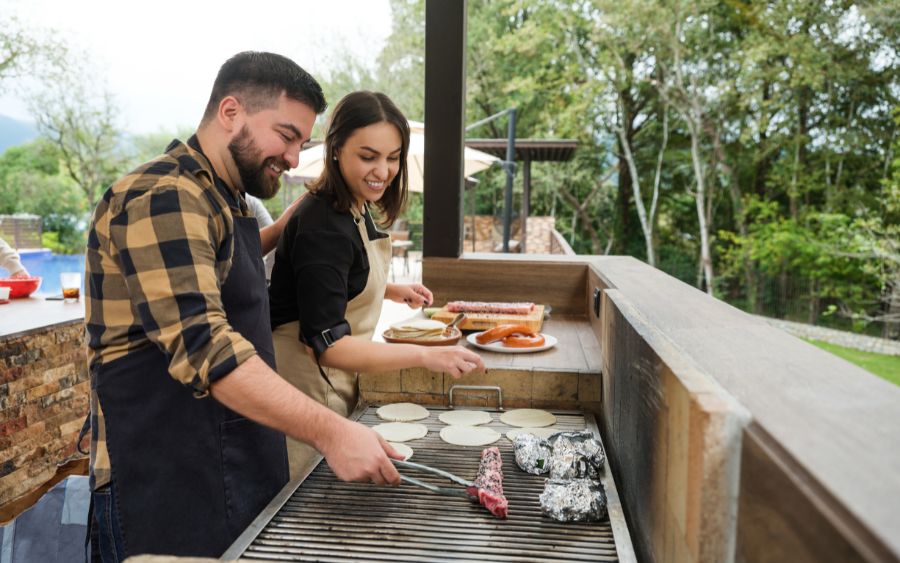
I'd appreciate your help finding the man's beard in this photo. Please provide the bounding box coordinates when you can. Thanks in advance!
[227,126,285,199]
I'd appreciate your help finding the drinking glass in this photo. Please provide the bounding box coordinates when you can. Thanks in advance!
[60,272,81,303]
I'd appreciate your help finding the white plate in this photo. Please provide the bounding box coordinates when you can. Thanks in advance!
[466,332,557,354]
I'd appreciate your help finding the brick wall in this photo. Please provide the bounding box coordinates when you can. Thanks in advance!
[462,215,557,254]
[0,322,89,506]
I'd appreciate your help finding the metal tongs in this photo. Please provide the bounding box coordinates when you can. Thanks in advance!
[392,459,477,500]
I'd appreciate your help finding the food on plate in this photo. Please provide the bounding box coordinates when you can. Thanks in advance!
[447,301,534,315]
[502,333,546,348]
[388,442,414,460]
[376,402,429,422]
[540,478,607,522]
[388,319,448,340]
[499,408,557,428]
[475,324,538,345]
[466,446,508,519]
[438,410,492,426]
[372,422,428,442]
[439,425,500,446]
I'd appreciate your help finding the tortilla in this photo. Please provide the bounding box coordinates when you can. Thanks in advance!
[506,427,559,441]
[389,319,447,338]
[439,425,500,446]
[388,442,414,460]
[372,422,428,442]
[376,402,429,422]
[499,408,556,428]
[438,410,493,426]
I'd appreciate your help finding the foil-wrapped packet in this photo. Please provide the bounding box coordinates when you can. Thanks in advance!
[540,478,607,522]
[513,433,551,475]
[547,431,605,480]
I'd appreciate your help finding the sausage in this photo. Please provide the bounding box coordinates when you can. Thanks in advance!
[502,333,546,348]
[475,324,537,345]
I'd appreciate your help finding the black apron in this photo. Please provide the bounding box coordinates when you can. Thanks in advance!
[92,210,288,557]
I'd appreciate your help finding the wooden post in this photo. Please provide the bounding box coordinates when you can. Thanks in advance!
[423,0,467,258]
[521,154,531,253]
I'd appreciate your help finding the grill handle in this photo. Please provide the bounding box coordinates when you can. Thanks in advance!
[448,385,503,410]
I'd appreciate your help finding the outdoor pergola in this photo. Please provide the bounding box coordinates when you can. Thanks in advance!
[464,139,577,253]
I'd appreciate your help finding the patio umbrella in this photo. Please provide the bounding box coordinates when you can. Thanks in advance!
[286,121,500,192]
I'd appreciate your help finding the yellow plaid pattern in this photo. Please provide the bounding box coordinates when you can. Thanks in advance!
[85,137,257,489]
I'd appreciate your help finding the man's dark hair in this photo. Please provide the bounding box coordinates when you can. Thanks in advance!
[201,51,327,123]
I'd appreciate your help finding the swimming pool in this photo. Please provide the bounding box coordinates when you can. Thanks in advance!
[7,250,86,295]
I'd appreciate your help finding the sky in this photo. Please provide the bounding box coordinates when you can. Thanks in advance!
[0,0,392,134]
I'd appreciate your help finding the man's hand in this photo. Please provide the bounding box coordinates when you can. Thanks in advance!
[386,283,433,308]
[210,356,402,486]
[319,418,402,485]
[421,346,486,378]
[277,191,308,225]
[10,270,30,279]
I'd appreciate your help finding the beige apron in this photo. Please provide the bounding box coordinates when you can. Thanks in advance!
[273,205,392,477]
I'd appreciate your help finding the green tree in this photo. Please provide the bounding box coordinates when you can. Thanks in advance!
[30,61,126,205]
[0,140,88,253]
[0,15,67,94]
[318,0,900,336]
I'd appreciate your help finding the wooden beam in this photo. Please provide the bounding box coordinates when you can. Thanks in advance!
[423,0,467,258]
[422,255,588,315]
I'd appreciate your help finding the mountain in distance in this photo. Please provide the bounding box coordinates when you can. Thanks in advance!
[0,114,39,154]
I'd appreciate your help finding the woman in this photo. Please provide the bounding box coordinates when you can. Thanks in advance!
[269,91,484,474]
[0,237,30,278]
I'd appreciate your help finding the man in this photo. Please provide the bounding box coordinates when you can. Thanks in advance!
[0,237,30,278]
[245,193,277,280]
[84,52,401,561]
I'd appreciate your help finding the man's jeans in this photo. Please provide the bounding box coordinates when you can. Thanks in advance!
[87,482,125,563]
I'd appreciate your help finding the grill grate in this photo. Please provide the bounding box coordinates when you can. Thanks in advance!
[227,407,626,562]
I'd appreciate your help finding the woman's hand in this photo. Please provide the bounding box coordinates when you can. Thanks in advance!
[385,283,433,309]
[421,346,486,378]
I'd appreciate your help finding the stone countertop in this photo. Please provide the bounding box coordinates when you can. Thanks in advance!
[0,296,84,340]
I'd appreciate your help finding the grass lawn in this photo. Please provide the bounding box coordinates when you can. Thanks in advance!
[806,339,900,387]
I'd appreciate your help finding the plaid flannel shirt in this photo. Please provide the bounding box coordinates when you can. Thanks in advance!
[85,136,257,489]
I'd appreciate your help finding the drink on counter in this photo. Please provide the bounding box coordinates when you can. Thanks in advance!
[60,272,81,303]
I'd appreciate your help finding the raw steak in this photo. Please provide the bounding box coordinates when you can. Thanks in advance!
[447,301,535,315]
[466,446,508,518]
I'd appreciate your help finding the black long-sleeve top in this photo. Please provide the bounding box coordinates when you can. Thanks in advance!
[268,192,388,356]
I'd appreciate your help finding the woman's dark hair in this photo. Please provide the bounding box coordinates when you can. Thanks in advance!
[308,91,409,228]
[201,51,327,123]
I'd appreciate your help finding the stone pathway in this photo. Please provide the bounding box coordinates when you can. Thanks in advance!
[761,317,900,357]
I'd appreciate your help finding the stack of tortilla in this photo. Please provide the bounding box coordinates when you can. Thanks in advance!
[389,319,447,340]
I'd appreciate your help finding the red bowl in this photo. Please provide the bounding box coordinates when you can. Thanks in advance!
[0,277,43,298]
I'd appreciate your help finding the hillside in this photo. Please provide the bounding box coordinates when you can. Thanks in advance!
[0,114,39,154]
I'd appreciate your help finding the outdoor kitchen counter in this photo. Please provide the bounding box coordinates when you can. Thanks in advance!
[0,296,89,509]
[362,316,604,411]
[0,296,84,340]
[458,315,602,373]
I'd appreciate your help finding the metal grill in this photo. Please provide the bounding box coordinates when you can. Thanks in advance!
[224,406,633,562]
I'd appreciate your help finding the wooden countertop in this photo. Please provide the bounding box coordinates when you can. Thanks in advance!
[373,300,602,374]
[460,316,602,373]
[0,296,84,339]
